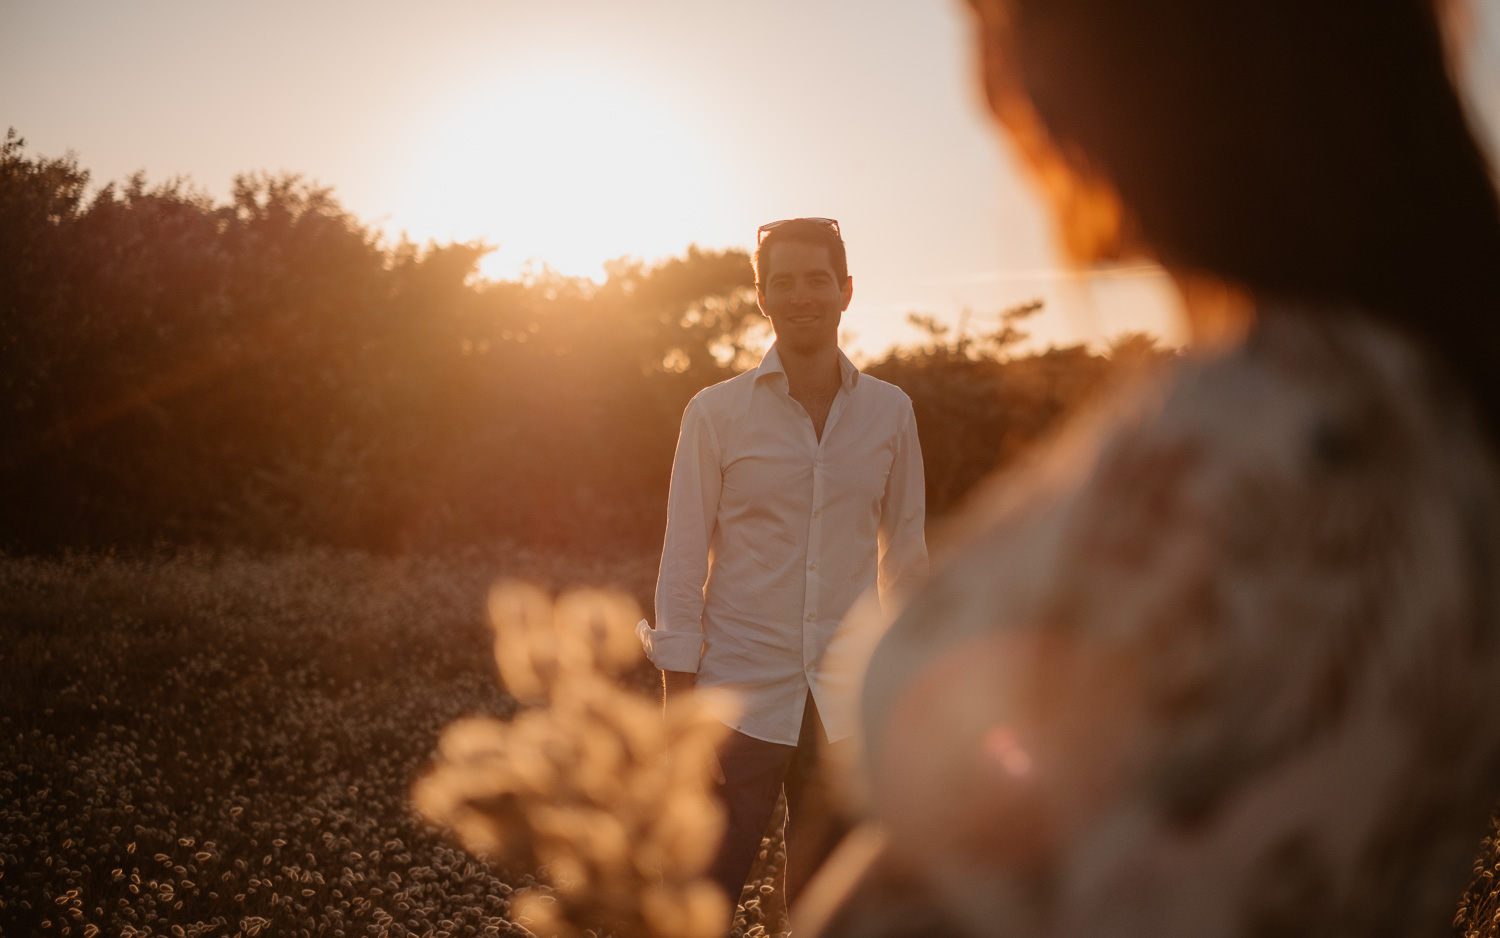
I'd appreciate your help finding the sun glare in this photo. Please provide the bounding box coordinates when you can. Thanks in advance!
[395,65,732,282]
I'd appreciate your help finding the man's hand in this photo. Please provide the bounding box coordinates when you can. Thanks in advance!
[661,670,725,784]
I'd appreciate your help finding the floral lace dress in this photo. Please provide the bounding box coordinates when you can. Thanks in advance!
[839,308,1500,937]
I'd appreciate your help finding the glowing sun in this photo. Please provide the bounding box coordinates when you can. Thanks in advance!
[396,64,730,281]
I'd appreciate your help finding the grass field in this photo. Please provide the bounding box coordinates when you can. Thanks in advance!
[3,548,1497,938]
[0,548,796,938]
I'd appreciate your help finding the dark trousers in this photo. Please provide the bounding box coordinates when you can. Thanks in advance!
[707,693,852,914]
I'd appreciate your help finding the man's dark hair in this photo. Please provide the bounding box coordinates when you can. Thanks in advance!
[754,220,849,289]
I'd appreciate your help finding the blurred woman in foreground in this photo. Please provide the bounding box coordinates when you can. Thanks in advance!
[820,0,1500,934]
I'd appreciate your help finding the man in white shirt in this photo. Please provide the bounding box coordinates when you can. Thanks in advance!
[636,217,928,919]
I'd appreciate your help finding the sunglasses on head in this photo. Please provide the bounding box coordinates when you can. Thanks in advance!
[756,217,840,243]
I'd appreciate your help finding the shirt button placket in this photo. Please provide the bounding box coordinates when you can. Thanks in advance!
[804,447,823,664]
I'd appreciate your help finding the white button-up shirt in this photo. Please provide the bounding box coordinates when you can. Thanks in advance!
[638,344,928,744]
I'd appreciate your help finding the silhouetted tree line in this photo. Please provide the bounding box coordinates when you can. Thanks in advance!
[0,131,1171,553]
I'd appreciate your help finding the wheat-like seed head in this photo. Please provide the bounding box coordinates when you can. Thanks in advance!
[415,580,730,938]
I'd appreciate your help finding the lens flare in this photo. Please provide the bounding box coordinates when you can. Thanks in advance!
[982,726,1034,779]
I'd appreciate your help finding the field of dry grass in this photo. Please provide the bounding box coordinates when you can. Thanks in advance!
[0,547,803,938]
[4,547,1499,938]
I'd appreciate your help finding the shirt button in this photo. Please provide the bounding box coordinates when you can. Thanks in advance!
[808,562,817,570]
[806,614,815,622]
[813,509,821,518]
[814,458,823,468]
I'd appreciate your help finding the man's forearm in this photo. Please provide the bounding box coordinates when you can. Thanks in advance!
[660,669,723,783]
[662,669,696,709]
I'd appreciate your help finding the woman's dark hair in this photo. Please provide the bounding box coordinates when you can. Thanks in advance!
[969,0,1500,435]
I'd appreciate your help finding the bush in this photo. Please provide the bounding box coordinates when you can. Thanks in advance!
[0,130,1169,555]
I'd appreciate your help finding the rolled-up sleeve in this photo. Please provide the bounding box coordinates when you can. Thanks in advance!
[647,396,722,672]
[877,400,928,608]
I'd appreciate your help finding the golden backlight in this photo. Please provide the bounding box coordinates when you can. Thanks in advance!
[396,65,730,281]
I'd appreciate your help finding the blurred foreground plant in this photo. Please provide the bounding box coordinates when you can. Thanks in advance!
[414,581,729,938]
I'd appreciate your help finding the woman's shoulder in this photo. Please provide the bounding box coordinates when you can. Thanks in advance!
[858,304,1500,935]
[944,306,1491,554]
[1157,306,1480,484]
[866,302,1500,769]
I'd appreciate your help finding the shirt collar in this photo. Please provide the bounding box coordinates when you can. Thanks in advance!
[754,342,860,391]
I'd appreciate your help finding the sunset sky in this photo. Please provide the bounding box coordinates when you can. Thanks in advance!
[5,0,1500,357]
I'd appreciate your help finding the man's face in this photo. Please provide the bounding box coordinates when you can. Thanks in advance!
[757,240,853,356]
